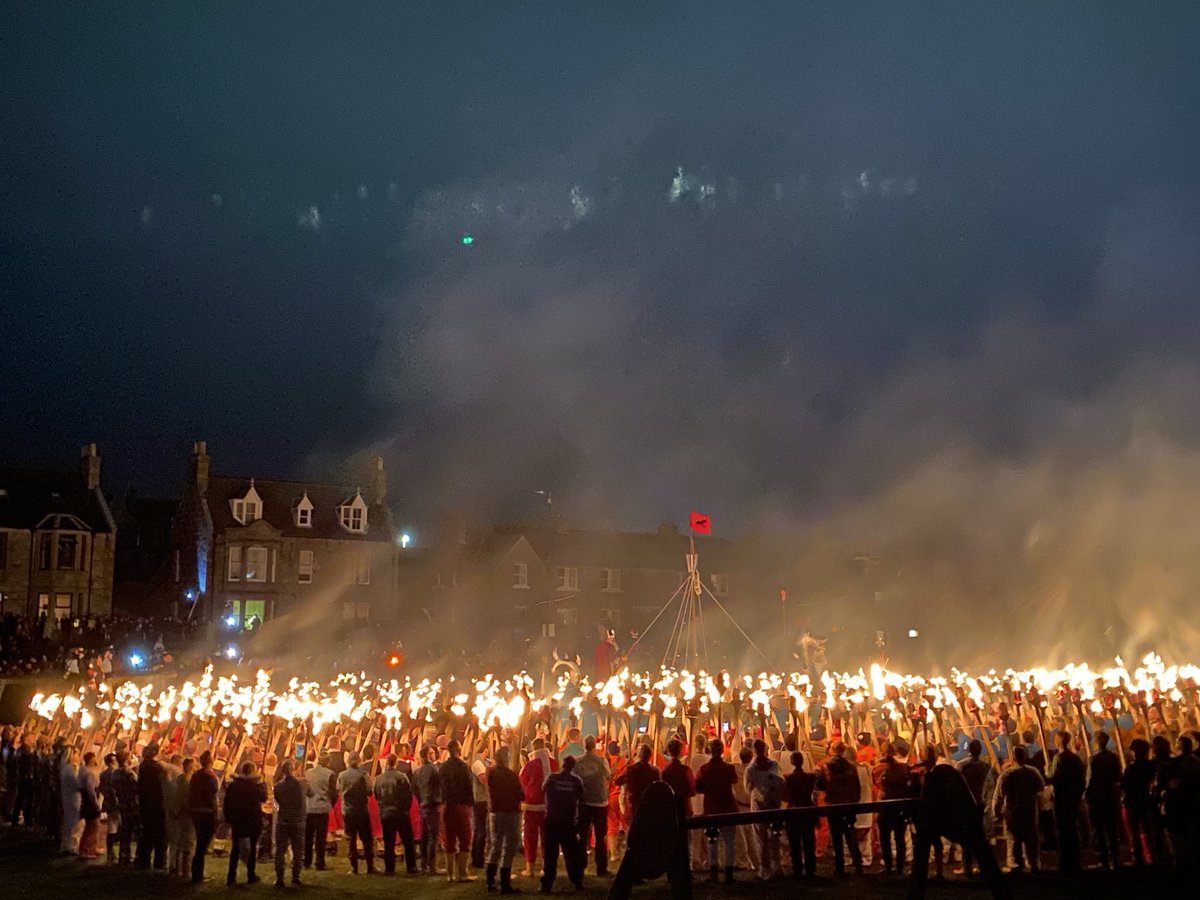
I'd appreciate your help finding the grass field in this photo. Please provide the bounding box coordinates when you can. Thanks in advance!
[0,827,1178,900]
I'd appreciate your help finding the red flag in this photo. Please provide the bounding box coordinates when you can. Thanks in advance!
[689,511,712,534]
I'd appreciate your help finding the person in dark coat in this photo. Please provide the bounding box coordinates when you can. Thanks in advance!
[337,751,376,874]
[1121,738,1157,866]
[110,751,140,865]
[541,754,585,893]
[1048,730,1086,873]
[374,754,417,875]
[223,762,267,885]
[821,742,864,876]
[273,759,308,886]
[188,750,220,883]
[614,744,660,823]
[440,739,477,882]
[135,743,168,869]
[1085,730,1123,869]
[485,745,525,894]
[697,739,739,884]
[783,750,818,879]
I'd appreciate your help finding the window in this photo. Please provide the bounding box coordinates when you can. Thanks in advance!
[600,608,620,626]
[513,563,529,589]
[233,499,260,524]
[37,593,50,616]
[711,573,730,596]
[295,493,313,528]
[558,608,578,627]
[227,546,243,581]
[354,550,371,585]
[232,485,263,525]
[556,566,578,591]
[541,622,556,638]
[600,568,622,592]
[38,534,52,570]
[56,535,78,570]
[339,496,367,533]
[298,550,314,584]
[54,592,72,620]
[242,599,266,628]
[342,601,370,620]
[0,531,7,568]
[245,546,268,582]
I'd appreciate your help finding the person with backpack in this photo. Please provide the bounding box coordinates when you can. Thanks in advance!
[874,741,912,875]
[336,751,375,875]
[821,740,864,876]
[744,739,784,880]
[375,754,417,875]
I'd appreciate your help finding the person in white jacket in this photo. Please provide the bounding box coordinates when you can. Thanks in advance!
[846,744,876,867]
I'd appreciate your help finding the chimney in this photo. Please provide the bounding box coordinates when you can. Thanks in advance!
[189,440,210,493]
[80,443,101,491]
[370,455,387,506]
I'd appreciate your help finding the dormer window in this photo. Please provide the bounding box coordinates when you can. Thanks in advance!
[338,492,368,534]
[294,493,314,528]
[231,482,263,525]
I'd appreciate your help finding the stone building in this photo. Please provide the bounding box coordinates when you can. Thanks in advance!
[169,441,397,629]
[0,444,117,620]
[397,518,758,668]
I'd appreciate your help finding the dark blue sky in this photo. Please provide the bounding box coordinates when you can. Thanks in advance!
[4,2,1200,544]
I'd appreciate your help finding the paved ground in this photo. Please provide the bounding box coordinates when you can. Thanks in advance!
[0,827,1180,900]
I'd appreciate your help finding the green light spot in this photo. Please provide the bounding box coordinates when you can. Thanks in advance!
[461,233,474,245]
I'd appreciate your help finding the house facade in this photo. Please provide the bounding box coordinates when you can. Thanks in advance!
[0,444,117,620]
[396,518,759,666]
[170,441,397,629]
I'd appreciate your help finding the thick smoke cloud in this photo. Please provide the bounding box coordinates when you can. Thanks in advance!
[363,147,1200,663]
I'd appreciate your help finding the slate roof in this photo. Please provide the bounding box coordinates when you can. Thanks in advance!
[206,476,391,541]
[0,468,114,533]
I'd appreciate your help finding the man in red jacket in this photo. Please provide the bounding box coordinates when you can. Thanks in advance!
[696,739,738,884]
[518,738,558,878]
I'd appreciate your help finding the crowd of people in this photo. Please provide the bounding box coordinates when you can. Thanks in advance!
[3,712,1199,892]
[0,613,199,679]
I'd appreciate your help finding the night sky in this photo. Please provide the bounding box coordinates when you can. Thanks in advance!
[4,0,1200,605]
